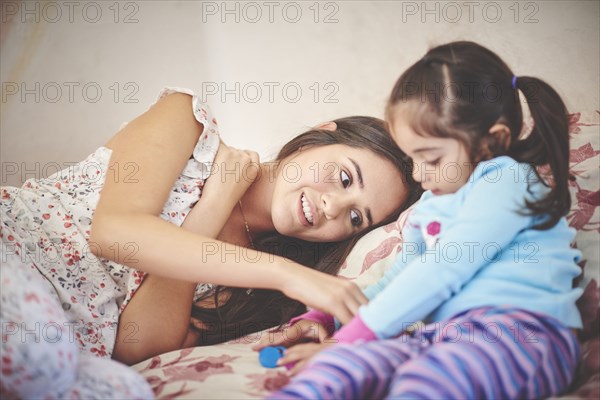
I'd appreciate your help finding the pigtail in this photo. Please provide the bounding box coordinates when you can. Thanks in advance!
[509,76,571,229]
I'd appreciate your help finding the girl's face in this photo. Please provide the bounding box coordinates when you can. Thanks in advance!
[391,118,474,196]
[270,144,407,242]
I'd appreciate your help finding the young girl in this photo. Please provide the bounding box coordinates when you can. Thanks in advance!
[266,41,583,399]
[0,87,419,398]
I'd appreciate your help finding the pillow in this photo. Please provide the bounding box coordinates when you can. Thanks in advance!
[337,204,413,287]
[567,111,600,342]
[568,112,600,289]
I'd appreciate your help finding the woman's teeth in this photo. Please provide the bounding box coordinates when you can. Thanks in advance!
[301,194,313,224]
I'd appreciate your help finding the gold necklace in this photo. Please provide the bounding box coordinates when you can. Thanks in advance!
[238,200,255,249]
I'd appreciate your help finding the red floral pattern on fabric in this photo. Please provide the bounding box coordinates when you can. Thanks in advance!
[138,349,239,398]
[246,370,290,395]
[559,111,600,399]
[566,113,600,233]
[360,236,401,275]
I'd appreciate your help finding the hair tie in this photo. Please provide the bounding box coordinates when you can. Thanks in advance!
[511,75,518,89]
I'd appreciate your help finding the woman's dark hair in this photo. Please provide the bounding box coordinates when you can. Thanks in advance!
[386,41,571,230]
[190,116,422,345]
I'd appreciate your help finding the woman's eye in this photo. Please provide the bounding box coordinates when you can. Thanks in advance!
[350,210,362,227]
[425,157,441,166]
[340,170,352,188]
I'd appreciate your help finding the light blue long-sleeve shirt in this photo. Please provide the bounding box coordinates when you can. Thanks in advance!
[360,156,583,339]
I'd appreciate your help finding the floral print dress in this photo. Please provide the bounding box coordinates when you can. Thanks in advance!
[0,87,220,398]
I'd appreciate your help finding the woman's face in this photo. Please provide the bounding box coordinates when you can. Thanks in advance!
[270,144,407,242]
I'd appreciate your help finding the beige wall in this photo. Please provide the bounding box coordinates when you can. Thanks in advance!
[1,0,599,187]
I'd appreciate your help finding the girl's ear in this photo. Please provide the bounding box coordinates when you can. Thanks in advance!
[313,121,337,131]
[488,123,512,151]
[478,123,512,161]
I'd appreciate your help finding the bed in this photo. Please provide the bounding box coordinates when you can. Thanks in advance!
[132,110,600,399]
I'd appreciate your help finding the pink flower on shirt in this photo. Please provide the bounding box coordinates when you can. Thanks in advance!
[427,221,441,236]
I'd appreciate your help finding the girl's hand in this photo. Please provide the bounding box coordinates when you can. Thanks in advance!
[278,342,334,375]
[281,268,368,325]
[252,320,330,351]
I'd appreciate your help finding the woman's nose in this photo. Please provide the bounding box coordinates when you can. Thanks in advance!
[321,192,349,220]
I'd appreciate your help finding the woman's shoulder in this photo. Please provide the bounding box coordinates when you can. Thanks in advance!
[155,87,216,130]
[111,87,221,181]
[154,87,221,170]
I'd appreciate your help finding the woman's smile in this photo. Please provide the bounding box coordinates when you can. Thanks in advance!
[299,193,315,226]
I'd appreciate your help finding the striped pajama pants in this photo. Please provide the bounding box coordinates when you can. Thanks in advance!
[270,307,580,399]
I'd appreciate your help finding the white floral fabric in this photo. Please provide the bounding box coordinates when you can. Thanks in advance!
[0,87,220,358]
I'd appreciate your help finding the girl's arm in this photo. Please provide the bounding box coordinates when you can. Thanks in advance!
[91,92,366,326]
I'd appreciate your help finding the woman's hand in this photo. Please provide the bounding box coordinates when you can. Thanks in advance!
[201,140,260,208]
[252,319,330,351]
[281,268,368,325]
[183,140,260,237]
[278,342,334,375]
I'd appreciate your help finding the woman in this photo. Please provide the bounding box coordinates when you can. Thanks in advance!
[1,87,419,398]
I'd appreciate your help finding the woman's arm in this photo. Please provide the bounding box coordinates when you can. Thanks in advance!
[91,92,287,287]
[112,201,219,365]
[112,143,260,365]
[91,92,366,327]
[112,275,197,365]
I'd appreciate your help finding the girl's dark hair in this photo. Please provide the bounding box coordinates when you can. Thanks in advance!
[191,116,422,345]
[386,41,571,230]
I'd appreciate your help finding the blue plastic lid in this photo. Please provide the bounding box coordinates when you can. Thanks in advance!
[259,346,286,368]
